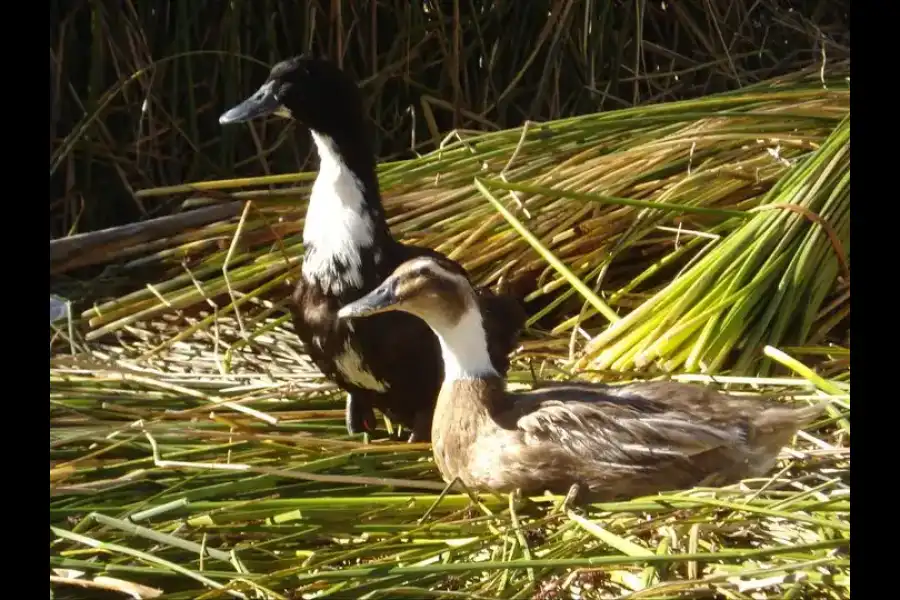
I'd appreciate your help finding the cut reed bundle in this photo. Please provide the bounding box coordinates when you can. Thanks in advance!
[66,71,848,381]
[573,116,849,376]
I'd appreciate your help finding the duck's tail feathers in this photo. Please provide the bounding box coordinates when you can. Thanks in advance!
[791,400,832,427]
[757,399,831,433]
[743,400,830,463]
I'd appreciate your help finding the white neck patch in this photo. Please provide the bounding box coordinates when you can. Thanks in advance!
[434,307,498,381]
[410,266,498,382]
[302,132,376,292]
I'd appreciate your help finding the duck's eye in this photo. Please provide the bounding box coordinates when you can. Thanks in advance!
[274,85,287,100]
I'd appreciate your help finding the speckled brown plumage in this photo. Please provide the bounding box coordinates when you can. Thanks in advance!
[432,378,827,501]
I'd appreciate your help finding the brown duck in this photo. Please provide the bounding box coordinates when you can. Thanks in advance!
[337,255,830,502]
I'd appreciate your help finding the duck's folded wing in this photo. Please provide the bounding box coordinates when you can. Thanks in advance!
[514,398,747,466]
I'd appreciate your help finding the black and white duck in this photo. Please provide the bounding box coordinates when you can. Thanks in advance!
[219,56,526,442]
[337,255,830,502]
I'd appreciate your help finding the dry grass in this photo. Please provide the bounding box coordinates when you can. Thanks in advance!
[51,306,848,599]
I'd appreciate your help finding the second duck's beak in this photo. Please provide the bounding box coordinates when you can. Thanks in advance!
[337,285,400,320]
[219,81,288,124]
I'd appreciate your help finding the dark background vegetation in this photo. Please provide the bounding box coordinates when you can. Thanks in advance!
[50,0,850,238]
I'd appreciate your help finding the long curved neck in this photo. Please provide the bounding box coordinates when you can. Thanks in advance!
[302,130,396,293]
[314,129,385,216]
[429,306,500,382]
[429,305,508,448]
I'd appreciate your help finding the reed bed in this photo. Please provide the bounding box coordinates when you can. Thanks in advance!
[51,315,849,599]
[51,70,850,598]
[50,0,850,236]
[51,4,850,593]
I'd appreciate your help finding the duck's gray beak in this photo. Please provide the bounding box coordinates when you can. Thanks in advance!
[219,81,285,125]
[337,285,399,320]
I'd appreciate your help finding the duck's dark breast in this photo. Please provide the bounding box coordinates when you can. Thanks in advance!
[288,248,446,431]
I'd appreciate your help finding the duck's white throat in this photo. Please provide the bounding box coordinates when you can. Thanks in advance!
[431,306,498,381]
[302,132,375,291]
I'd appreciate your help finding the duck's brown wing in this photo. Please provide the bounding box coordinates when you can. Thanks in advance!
[479,392,752,499]
[509,389,749,468]
[491,383,823,498]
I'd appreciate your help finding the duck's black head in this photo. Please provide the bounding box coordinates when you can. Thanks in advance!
[219,56,366,139]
